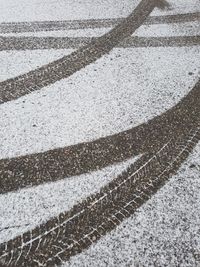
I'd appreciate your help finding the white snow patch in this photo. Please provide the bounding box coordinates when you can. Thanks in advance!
[0,0,140,23]
[0,49,74,81]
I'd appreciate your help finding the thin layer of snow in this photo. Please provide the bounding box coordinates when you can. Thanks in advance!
[0,47,199,159]
[0,49,74,81]
[0,156,139,243]
[63,142,200,267]
[151,0,200,16]
[0,0,200,266]
[0,0,140,23]
[0,0,199,23]
[0,28,111,38]
[134,21,200,37]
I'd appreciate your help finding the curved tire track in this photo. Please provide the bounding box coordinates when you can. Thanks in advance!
[0,79,199,194]
[0,36,199,51]
[0,12,199,33]
[0,1,199,265]
[0,0,159,104]
[0,127,199,266]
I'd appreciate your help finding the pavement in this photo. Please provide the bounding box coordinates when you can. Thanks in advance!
[0,0,199,266]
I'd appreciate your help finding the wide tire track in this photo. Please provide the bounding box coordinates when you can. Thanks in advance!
[0,36,199,51]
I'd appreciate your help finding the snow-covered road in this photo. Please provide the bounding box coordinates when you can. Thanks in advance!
[0,0,199,266]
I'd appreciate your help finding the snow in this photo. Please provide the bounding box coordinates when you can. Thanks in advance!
[0,0,200,266]
[0,47,199,159]
[0,156,139,243]
[0,0,140,23]
[64,143,200,267]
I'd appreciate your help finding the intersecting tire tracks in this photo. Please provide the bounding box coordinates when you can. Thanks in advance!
[0,12,199,33]
[0,1,200,266]
[0,0,158,104]
[0,0,174,194]
[0,79,199,194]
[0,126,199,266]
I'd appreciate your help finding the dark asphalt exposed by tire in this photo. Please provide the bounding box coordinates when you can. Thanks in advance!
[0,36,199,51]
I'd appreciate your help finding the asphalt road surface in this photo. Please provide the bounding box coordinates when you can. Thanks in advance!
[0,0,199,266]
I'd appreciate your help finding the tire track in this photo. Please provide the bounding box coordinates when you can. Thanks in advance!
[0,2,199,265]
[0,0,160,104]
[0,35,199,51]
[120,35,200,48]
[0,127,199,266]
[0,79,199,194]
[0,36,93,50]
[0,12,199,33]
